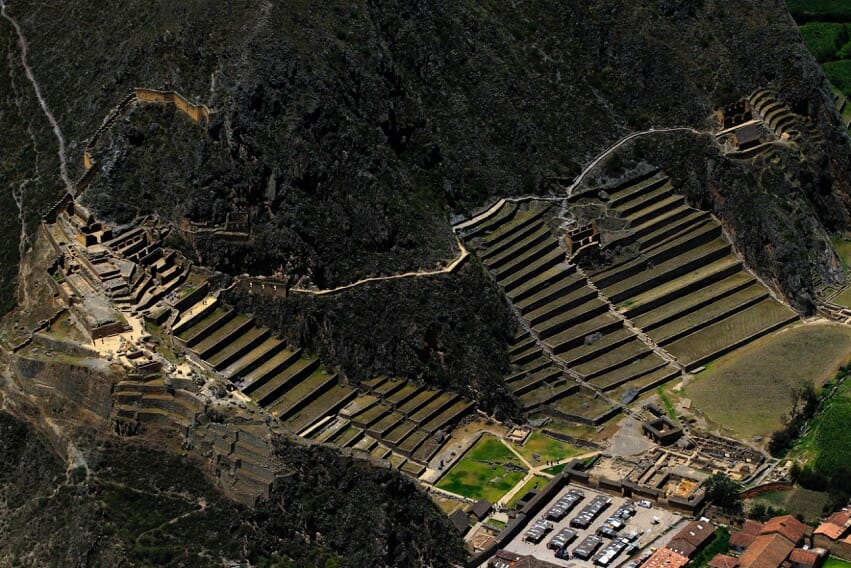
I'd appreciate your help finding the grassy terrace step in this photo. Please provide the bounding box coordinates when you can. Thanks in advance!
[401,461,426,477]
[397,428,429,455]
[385,384,423,407]
[608,174,669,208]
[631,271,755,330]
[556,327,634,366]
[618,182,675,218]
[482,220,549,263]
[176,306,227,340]
[462,202,517,240]
[221,337,287,379]
[396,389,440,416]
[251,358,321,407]
[588,354,667,391]
[630,204,695,244]
[389,453,407,470]
[499,247,565,293]
[384,420,419,447]
[354,436,377,452]
[509,336,537,357]
[194,314,253,358]
[545,312,622,353]
[410,392,457,425]
[483,225,552,270]
[506,265,574,303]
[573,339,653,379]
[208,326,269,369]
[601,239,731,303]
[352,402,393,429]
[534,298,609,339]
[640,213,713,253]
[371,378,407,399]
[480,205,549,248]
[236,346,301,390]
[284,385,357,434]
[772,114,796,131]
[619,256,743,316]
[665,299,797,367]
[519,354,553,374]
[412,437,442,464]
[592,221,721,288]
[331,425,364,448]
[524,285,598,326]
[422,399,473,433]
[626,365,680,393]
[627,194,686,227]
[510,344,543,367]
[519,381,579,410]
[266,368,339,418]
[493,239,560,281]
[510,367,563,395]
[650,284,768,345]
[367,411,405,438]
[339,395,379,419]
[311,417,350,442]
[515,271,587,313]
[371,445,392,460]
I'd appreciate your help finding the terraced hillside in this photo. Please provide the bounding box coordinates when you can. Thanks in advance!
[590,171,799,369]
[459,172,798,422]
[171,292,472,475]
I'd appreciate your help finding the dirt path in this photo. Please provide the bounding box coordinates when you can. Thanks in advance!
[289,238,469,296]
[1,0,74,194]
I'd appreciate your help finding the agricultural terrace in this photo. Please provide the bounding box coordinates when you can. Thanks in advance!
[685,323,851,440]
[436,435,527,502]
[511,431,584,465]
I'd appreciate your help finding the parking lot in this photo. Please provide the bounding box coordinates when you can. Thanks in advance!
[503,485,684,567]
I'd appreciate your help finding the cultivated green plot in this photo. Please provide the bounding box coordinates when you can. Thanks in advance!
[436,435,527,502]
[512,432,585,465]
[685,323,851,439]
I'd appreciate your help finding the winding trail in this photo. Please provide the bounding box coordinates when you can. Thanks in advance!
[288,238,469,295]
[1,0,74,195]
[564,126,704,198]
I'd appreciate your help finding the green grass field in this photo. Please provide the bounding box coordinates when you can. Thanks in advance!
[813,378,851,473]
[749,487,830,522]
[436,435,527,502]
[685,324,851,439]
[512,432,584,465]
[824,558,851,568]
[789,0,851,21]
[832,237,851,269]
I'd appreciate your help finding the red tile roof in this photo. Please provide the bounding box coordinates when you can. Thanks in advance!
[709,554,741,568]
[667,520,716,557]
[760,515,809,545]
[788,548,821,567]
[743,520,766,535]
[644,548,690,568]
[731,531,759,550]
[814,523,844,540]
[826,511,851,527]
[740,534,795,568]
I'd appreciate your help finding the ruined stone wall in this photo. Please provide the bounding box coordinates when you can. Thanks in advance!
[133,88,214,123]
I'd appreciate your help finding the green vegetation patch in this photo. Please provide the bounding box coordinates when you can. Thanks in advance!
[824,558,851,568]
[685,324,851,439]
[436,435,527,502]
[749,487,830,522]
[824,60,851,98]
[813,382,851,473]
[512,432,584,465]
[789,1,851,22]
[800,22,849,61]
[690,528,730,568]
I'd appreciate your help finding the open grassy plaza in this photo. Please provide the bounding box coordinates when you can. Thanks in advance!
[435,435,528,502]
[684,323,851,440]
[511,431,585,466]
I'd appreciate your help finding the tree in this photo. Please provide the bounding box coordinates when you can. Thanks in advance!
[705,473,742,514]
